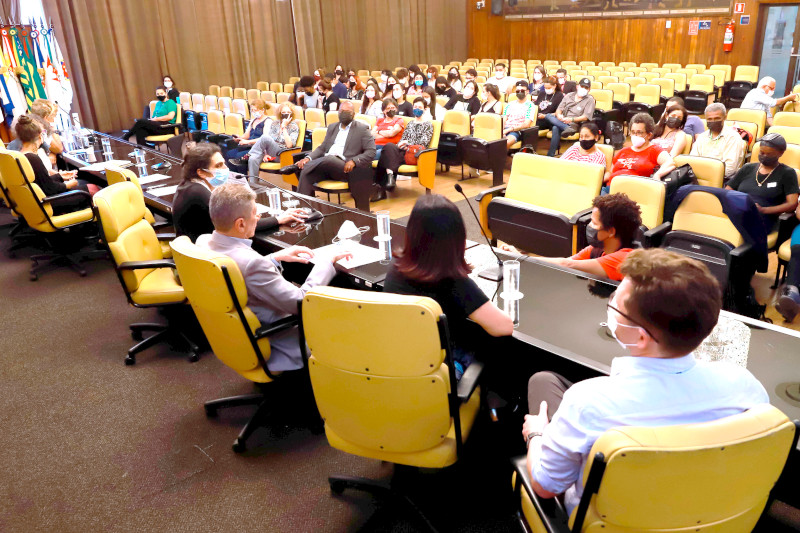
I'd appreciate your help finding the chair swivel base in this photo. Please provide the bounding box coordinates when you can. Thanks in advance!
[204,394,272,453]
[127,322,200,365]
[29,249,108,281]
[329,473,439,533]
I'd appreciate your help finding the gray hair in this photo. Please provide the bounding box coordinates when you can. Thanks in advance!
[758,76,776,88]
[209,183,256,231]
[630,112,656,134]
[704,102,727,117]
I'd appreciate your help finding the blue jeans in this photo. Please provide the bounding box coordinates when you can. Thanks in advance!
[545,114,570,157]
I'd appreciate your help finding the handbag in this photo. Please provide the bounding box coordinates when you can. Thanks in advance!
[404,144,424,165]
[661,163,698,197]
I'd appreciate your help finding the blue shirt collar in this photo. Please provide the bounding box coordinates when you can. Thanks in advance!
[211,230,252,248]
[610,353,696,376]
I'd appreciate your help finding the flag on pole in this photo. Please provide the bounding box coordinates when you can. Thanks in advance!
[45,20,73,116]
[9,25,46,107]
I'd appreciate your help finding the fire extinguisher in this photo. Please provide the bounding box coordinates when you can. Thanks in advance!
[724,21,735,52]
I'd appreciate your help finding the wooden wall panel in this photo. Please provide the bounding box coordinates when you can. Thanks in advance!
[467,0,760,70]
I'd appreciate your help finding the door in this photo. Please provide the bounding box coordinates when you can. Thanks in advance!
[757,4,800,97]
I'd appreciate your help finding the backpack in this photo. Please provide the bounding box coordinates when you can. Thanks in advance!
[733,126,753,148]
[606,121,625,149]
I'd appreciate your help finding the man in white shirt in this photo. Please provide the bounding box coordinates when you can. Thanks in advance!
[522,248,769,515]
[690,102,745,180]
[741,76,798,126]
[485,63,517,95]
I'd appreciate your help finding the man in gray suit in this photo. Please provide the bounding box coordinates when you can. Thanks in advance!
[293,100,376,199]
[196,183,351,372]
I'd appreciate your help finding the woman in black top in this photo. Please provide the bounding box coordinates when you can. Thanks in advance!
[534,76,563,131]
[389,83,413,117]
[434,76,456,100]
[479,83,503,115]
[317,79,340,113]
[444,80,481,116]
[173,144,306,242]
[384,194,513,379]
[162,74,180,102]
[726,132,799,230]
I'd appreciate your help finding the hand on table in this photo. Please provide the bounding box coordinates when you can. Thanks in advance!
[60,170,77,181]
[273,245,314,264]
[277,208,308,225]
[501,243,520,254]
[331,250,354,264]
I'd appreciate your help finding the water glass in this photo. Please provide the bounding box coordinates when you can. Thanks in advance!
[380,237,392,264]
[503,260,521,299]
[376,210,390,240]
[134,149,145,165]
[268,188,282,214]
[136,162,149,177]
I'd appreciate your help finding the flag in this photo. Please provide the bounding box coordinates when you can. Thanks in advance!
[45,21,73,116]
[9,25,46,107]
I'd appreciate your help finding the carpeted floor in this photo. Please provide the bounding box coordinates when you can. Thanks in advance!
[395,195,486,244]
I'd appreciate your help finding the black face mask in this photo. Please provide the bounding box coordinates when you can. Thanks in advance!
[306,90,315,96]
[758,153,780,167]
[385,109,396,118]
[666,117,681,129]
[281,113,292,120]
[586,225,603,247]
[156,95,166,102]
[516,90,526,100]
[707,120,724,134]
[580,139,596,150]
[335,70,343,76]
[338,110,354,126]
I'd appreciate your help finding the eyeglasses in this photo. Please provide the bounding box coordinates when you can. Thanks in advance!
[607,291,659,342]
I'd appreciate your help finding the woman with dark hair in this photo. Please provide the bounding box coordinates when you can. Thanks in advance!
[385,194,513,378]
[378,69,393,93]
[479,83,503,115]
[346,75,365,100]
[533,76,563,130]
[422,86,446,120]
[447,67,463,93]
[389,83,413,117]
[445,80,481,116]
[607,112,675,189]
[426,66,439,83]
[371,98,405,159]
[224,98,271,168]
[162,74,179,102]
[560,122,606,166]
[652,104,688,157]
[528,65,547,95]
[434,76,456,100]
[173,144,305,242]
[407,72,426,97]
[361,83,383,118]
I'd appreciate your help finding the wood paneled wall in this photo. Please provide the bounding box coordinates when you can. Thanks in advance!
[467,0,759,70]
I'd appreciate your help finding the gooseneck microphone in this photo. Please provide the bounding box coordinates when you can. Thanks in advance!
[239,172,324,221]
[454,183,503,281]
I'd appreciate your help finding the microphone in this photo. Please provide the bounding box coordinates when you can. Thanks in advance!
[239,172,324,221]
[454,183,503,281]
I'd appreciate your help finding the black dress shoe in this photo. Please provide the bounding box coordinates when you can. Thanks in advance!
[276,164,300,175]
[370,187,387,202]
[385,172,396,191]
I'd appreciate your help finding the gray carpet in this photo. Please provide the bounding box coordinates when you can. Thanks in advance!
[395,195,486,244]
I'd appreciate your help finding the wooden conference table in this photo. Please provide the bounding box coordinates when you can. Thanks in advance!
[65,133,800,441]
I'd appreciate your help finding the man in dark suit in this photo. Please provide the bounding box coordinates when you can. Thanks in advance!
[555,69,577,95]
[291,101,376,202]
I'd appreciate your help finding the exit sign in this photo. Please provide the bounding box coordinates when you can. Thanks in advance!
[734,3,745,13]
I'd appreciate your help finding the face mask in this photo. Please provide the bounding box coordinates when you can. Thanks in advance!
[415,79,423,87]
[314,74,320,81]
[338,110,354,126]
[208,167,229,187]
[427,73,433,79]
[412,108,424,118]
[557,76,565,82]
[666,116,681,129]
[335,70,343,76]
[380,75,387,82]
[534,72,543,81]
[580,138,596,151]
[516,90,526,100]
[450,71,458,77]
[707,120,724,134]
[463,89,474,99]
[333,220,361,243]
[164,81,173,88]
[577,87,589,97]
[385,109,396,118]
[759,153,780,167]
[398,78,408,85]
[495,71,505,79]
[350,77,356,83]
[393,91,403,99]
[366,90,375,98]
[157,95,166,102]
[423,98,431,106]
[630,134,646,148]
[606,308,640,350]
[586,224,603,247]
[281,112,292,120]
[306,90,315,96]
[767,89,775,97]
[545,88,555,95]
[252,111,262,119]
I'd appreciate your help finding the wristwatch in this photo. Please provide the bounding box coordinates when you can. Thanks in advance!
[526,431,543,447]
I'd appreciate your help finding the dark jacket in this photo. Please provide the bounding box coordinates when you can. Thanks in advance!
[559,81,577,95]
[309,120,376,167]
[444,95,481,116]
[534,90,565,117]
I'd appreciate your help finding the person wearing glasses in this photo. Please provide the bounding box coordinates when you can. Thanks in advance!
[521,248,768,516]
[502,194,641,281]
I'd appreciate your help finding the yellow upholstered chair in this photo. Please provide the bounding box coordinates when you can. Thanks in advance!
[301,286,482,528]
[618,61,636,69]
[579,61,595,68]
[616,71,634,80]
[258,119,306,188]
[289,76,300,84]
[224,112,245,137]
[260,90,276,103]
[734,65,759,83]
[596,143,614,175]
[170,235,302,453]
[773,112,800,128]
[640,62,658,70]
[276,92,290,104]
[233,87,246,100]
[217,96,232,114]
[641,72,658,83]
[607,82,630,105]
[665,72,686,92]
[178,92,192,111]
[220,86,233,98]
[705,69,726,90]
[710,64,732,82]
[686,63,706,73]
[629,66,646,77]
[673,155,724,188]
[631,83,660,105]
[561,60,576,67]
[191,93,205,112]
[203,94,217,112]
[514,404,797,533]
[0,150,105,280]
[270,82,283,94]
[283,83,294,94]
[354,113,376,128]
[256,81,269,92]
[93,182,198,365]
[651,67,671,78]
[597,61,615,69]
[304,108,325,132]
[597,76,618,87]
[765,125,800,145]
[662,63,681,72]
[676,68,698,80]
[727,108,767,140]
[231,98,250,120]
[651,77,674,99]
[473,112,503,141]
[366,120,442,193]
[206,110,225,134]
[146,102,182,152]
[609,175,667,246]
[476,153,603,255]
[683,74,717,114]
[208,85,220,97]
[624,76,645,89]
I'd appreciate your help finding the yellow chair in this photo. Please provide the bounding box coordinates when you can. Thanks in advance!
[641,72,658,83]
[585,65,601,74]
[597,61,615,70]
[514,404,797,533]
[662,63,681,72]
[288,76,300,84]
[676,67,698,79]
[561,60,576,67]
[673,155,725,188]
[686,63,706,74]
[607,82,630,105]
[224,112,245,136]
[178,92,192,112]
[765,125,800,145]
[709,64,732,82]
[93,182,198,365]
[640,62,659,70]
[203,94,218,112]
[684,74,717,114]
[476,153,604,255]
[256,81,269,92]
[618,61,636,69]
[665,72,687,92]
[276,92,290,104]
[629,67,646,77]
[300,286,482,528]
[145,101,182,152]
[220,86,233,98]
[206,110,225,134]
[191,93,205,112]
[597,76,618,87]
[208,85,220,97]
[260,90,276,103]
[705,69,726,90]
[283,83,294,94]
[651,77,675,99]
[651,67,671,78]
[217,96,232,114]
[734,65,759,83]
[473,112,503,142]
[231,98,249,120]
[368,120,443,193]
[354,113,376,128]
[170,235,303,453]
[773,112,800,128]
[270,82,283,94]
[609,175,668,246]
[596,143,614,175]
[258,119,306,188]
[727,108,767,139]
[616,71,634,80]
[304,108,326,132]
[233,87,246,100]
[579,61,595,68]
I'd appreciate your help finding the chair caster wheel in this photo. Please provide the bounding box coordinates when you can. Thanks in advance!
[124,355,136,366]
[232,439,246,453]
[188,352,199,363]
[330,480,346,494]
[205,405,218,417]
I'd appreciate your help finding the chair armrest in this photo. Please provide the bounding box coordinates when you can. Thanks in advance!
[776,211,799,249]
[730,242,753,259]
[277,145,303,157]
[569,207,593,225]
[642,221,672,248]
[118,259,176,270]
[418,146,438,156]
[255,315,299,338]
[151,220,173,230]
[519,125,540,147]
[42,189,93,208]
[512,456,571,533]
[156,232,177,241]
[475,184,508,202]
[476,185,508,243]
[456,360,484,402]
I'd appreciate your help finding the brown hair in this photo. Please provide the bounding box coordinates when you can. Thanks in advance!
[14,114,44,143]
[31,99,57,121]
[394,194,470,283]
[181,143,221,184]
[592,193,642,248]
[654,104,688,138]
[619,249,722,357]
[249,98,268,112]
[318,79,332,92]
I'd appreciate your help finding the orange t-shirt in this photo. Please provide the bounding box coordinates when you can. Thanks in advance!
[375,117,405,145]
[570,246,633,281]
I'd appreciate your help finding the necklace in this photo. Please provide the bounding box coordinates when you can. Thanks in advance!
[755,164,775,187]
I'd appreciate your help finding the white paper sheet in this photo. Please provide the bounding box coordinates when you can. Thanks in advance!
[256,203,271,215]
[138,174,172,185]
[80,160,133,171]
[466,245,503,299]
[145,185,178,197]
[311,242,386,269]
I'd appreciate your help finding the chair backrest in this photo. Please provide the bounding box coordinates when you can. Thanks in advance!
[270,82,284,94]
[220,86,233,98]
[641,72,658,83]
[326,109,339,126]
[260,90,276,103]
[629,67,646,76]
[705,69,726,88]
[672,190,743,245]
[598,62,615,69]
[709,64,732,82]
[304,108,326,131]
[355,113,376,128]
[224,112,244,136]
[624,77,646,89]
[633,84,660,105]
[576,404,796,533]
[473,112,503,141]
[283,83,294,94]
[246,88,260,102]
[217,96,232,114]
[203,94,218,112]
[682,131,693,154]
[169,236,274,383]
[662,63,681,72]
[585,65,601,73]
[651,77,674,98]
[734,65,759,83]
[256,81,269,92]
[764,125,800,145]
[727,108,767,139]
[311,127,327,150]
[233,87,246,100]
[591,89,613,112]
[640,62,658,70]
[93,182,163,293]
[543,60,559,67]
[608,175,665,228]
[607,83,630,103]
[442,110,471,136]
[505,153,603,216]
[302,286,465,463]
[616,71,634,80]
[665,72,687,92]
[773,112,800,128]
[598,76,618,87]
[618,61,636,69]
[105,166,156,224]
[0,150,62,232]
[231,98,249,120]
[207,110,225,134]
[673,155,724,188]
[289,76,300,84]
[751,141,800,169]
[596,143,614,174]
[192,93,205,112]
[561,60,576,67]
[590,81,603,91]
[276,92,290,104]
[676,68,698,79]
[579,61,596,68]
[685,63,706,73]
[689,74,715,92]
[651,67,671,78]
[179,92,192,111]
[208,85,220,97]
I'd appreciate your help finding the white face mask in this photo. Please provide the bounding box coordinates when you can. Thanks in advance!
[381,75,387,82]
[545,88,555,95]
[557,76,565,82]
[495,71,505,79]
[393,91,403,99]
[767,88,775,97]
[164,81,173,88]
[630,134,647,148]
[577,87,589,97]
[463,89,474,99]
[366,90,375,98]
[533,72,543,81]
[605,308,641,350]
[333,220,362,243]
[423,97,431,106]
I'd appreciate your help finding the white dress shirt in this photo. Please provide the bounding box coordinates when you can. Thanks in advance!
[529,353,769,514]
[326,122,352,159]
[741,88,777,118]
[690,126,746,179]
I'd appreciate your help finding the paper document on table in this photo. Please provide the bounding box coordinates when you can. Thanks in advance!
[81,160,133,171]
[256,203,271,215]
[146,185,178,197]
[312,242,386,269]
[138,174,172,185]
